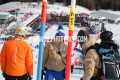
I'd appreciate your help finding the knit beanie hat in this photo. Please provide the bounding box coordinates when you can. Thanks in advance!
[100,30,113,41]
[57,25,64,32]
[55,25,65,37]
[77,30,89,42]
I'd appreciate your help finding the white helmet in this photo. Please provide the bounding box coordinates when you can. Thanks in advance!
[14,25,28,37]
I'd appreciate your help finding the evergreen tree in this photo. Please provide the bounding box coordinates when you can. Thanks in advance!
[1,0,120,11]
[110,0,115,10]
[83,0,86,7]
[77,0,81,6]
[95,1,100,10]
[65,0,70,6]
[63,0,66,3]
[80,0,83,6]
[86,0,88,8]
[106,0,111,9]
[118,0,120,10]
[37,0,41,7]
[115,0,119,10]
[114,0,117,11]
[100,0,105,9]
[0,0,3,5]
[51,0,55,4]
[87,0,95,10]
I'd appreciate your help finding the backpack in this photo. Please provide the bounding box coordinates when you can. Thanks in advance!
[86,42,120,80]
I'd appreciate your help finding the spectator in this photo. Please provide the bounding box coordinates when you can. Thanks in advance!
[1,26,33,80]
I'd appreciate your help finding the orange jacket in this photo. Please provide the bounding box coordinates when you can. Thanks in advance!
[1,35,33,76]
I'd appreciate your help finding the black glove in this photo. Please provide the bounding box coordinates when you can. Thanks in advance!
[80,78,83,80]
[41,70,45,80]
[28,74,33,80]
[2,72,7,78]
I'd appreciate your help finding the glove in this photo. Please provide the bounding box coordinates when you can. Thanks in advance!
[41,70,45,80]
[2,72,7,78]
[28,74,33,80]
[80,78,83,80]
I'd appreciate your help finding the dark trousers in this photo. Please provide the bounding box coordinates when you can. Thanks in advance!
[71,65,74,74]
[5,73,28,80]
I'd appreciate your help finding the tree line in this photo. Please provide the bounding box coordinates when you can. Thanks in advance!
[0,0,120,11]
[66,0,120,11]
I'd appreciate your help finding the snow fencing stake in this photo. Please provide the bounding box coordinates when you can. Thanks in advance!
[65,0,76,80]
[37,0,47,80]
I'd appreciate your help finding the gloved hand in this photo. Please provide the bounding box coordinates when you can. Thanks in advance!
[2,72,7,78]
[28,74,33,80]
[41,70,45,80]
[80,78,83,80]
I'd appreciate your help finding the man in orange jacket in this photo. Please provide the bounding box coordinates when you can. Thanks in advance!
[1,26,33,80]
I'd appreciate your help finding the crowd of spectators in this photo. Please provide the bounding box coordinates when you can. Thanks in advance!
[46,13,90,27]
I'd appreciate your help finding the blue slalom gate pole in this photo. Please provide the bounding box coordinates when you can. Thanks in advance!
[37,0,47,80]
[37,23,45,80]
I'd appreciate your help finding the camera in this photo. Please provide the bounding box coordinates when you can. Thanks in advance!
[57,51,61,55]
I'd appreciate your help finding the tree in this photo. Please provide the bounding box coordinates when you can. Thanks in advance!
[106,0,111,9]
[119,1,120,10]
[115,0,119,10]
[100,0,105,9]
[63,0,66,3]
[51,0,56,4]
[82,0,87,7]
[110,0,114,10]
[37,0,41,7]
[1,0,120,11]
[112,0,120,11]
[65,0,71,6]
[87,0,95,10]
[95,1,100,10]
[0,0,3,5]
[86,0,88,8]
[77,0,81,6]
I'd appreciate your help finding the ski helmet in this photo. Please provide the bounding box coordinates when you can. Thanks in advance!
[100,30,113,41]
[14,25,28,37]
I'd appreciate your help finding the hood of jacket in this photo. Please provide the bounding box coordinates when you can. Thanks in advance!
[82,36,96,52]
[100,40,119,51]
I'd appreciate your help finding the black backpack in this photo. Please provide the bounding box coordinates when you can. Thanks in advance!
[86,42,120,80]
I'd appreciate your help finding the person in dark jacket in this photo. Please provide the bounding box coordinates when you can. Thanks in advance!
[100,30,119,62]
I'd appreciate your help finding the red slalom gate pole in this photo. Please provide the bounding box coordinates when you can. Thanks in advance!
[65,0,76,80]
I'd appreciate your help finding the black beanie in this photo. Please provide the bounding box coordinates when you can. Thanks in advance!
[100,30,113,41]
[77,30,89,38]
[77,30,89,42]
